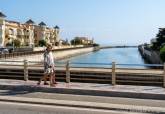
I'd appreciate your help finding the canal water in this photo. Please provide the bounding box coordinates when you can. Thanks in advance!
[57,48,146,68]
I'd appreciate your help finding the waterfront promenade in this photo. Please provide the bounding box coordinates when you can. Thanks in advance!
[1,79,165,99]
[0,63,164,87]
[0,79,165,113]
[0,47,164,113]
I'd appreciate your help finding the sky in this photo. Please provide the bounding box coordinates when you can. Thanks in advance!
[1,0,165,45]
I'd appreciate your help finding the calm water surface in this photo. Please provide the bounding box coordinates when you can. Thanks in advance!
[57,48,146,68]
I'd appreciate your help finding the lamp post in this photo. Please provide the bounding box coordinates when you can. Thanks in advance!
[12,38,14,52]
[54,25,60,45]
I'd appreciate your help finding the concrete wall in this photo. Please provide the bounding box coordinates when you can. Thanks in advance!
[138,45,162,64]
[33,45,84,51]
[14,47,33,52]
[53,47,94,60]
[5,47,95,63]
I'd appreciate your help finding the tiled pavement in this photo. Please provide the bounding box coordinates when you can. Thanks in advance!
[0,79,165,113]
[0,79,165,97]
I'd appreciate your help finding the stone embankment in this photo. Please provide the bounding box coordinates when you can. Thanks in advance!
[53,46,98,60]
[3,46,99,62]
[138,45,162,64]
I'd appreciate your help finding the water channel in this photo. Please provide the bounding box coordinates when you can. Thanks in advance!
[57,47,147,68]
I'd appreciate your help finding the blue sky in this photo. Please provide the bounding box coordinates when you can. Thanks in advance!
[1,0,165,45]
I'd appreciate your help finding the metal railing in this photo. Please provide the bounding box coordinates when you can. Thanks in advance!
[0,51,43,59]
[0,60,164,87]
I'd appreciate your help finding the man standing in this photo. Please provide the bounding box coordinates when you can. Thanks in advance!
[37,43,56,86]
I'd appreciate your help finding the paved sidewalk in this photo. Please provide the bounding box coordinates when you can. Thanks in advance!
[0,79,165,100]
[0,95,164,113]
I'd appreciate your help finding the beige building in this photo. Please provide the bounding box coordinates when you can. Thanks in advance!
[74,37,94,45]
[0,12,60,47]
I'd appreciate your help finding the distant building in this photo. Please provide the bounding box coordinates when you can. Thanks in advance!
[0,11,60,47]
[74,37,94,45]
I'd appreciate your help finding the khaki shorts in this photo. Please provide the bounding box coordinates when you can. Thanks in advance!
[44,68,54,75]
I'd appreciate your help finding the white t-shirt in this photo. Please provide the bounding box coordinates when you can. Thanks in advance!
[44,51,55,68]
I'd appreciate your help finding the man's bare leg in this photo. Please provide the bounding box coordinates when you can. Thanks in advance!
[50,73,55,86]
[37,74,48,85]
[51,70,56,84]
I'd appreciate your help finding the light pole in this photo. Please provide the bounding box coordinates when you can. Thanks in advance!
[12,38,14,52]
[54,25,60,46]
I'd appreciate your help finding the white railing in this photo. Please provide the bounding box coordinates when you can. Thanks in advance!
[0,60,164,87]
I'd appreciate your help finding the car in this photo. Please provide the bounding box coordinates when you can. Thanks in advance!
[7,47,14,53]
[0,48,9,54]
[5,46,14,53]
[0,47,9,54]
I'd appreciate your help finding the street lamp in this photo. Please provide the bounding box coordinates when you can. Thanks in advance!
[12,38,15,52]
[54,25,60,45]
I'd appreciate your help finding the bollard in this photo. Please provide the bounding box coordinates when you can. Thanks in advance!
[24,59,28,81]
[163,63,165,88]
[66,61,70,83]
[12,52,14,58]
[112,62,116,85]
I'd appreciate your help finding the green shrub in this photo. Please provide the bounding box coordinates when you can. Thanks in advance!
[13,39,21,48]
[55,42,59,46]
[93,43,99,47]
[38,40,47,47]
[160,46,165,62]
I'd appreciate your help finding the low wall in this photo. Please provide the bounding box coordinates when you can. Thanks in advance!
[0,66,163,87]
[53,47,94,60]
[14,47,33,52]
[5,47,95,62]
[33,45,84,52]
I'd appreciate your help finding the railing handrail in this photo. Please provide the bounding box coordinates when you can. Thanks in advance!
[70,62,112,65]
[0,60,24,62]
[55,61,164,67]
[116,63,163,67]
[0,60,163,67]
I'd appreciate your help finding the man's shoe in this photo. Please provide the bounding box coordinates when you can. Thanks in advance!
[50,84,55,87]
[53,82,58,84]
[44,82,49,85]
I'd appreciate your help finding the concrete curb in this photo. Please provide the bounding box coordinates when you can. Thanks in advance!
[0,84,165,100]
[0,95,164,113]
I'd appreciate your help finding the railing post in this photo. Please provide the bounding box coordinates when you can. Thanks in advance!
[66,61,70,83]
[163,63,165,88]
[112,62,116,85]
[24,59,28,81]
[4,54,6,59]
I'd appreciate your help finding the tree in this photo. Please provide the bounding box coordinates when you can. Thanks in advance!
[61,39,70,45]
[152,28,165,50]
[93,43,99,47]
[160,45,165,62]
[55,42,59,46]
[13,39,21,48]
[70,38,82,45]
[38,40,47,47]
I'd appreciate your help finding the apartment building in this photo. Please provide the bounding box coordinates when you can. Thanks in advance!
[0,11,60,47]
[74,37,94,45]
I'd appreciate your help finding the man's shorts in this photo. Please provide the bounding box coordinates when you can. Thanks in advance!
[44,68,54,75]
